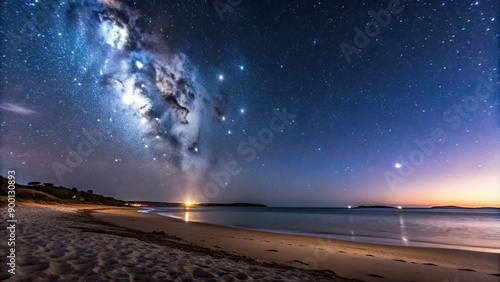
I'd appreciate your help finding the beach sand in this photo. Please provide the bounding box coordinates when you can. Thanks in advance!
[94,207,500,282]
[1,204,355,281]
[2,204,499,281]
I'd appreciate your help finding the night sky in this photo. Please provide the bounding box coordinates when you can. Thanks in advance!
[1,0,498,207]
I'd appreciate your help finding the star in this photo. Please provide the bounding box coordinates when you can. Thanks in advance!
[218,74,224,81]
[239,65,244,71]
[395,163,402,169]
[240,108,245,114]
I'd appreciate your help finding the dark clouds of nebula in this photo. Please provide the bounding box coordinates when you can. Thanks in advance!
[65,0,221,181]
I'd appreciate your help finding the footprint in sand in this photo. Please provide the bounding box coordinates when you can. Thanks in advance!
[392,259,406,262]
[291,260,309,266]
[368,274,384,278]
[457,268,476,272]
[265,249,278,252]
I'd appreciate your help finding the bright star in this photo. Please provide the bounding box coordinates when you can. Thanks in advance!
[240,108,245,114]
[228,130,231,134]
[395,163,402,169]
[135,60,144,69]
[218,74,224,81]
[221,116,226,121]
[239,65,244,71]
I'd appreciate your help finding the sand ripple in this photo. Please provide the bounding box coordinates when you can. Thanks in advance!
[0,205,347,282]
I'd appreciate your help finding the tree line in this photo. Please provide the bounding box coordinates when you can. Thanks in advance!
[0,176,125,206]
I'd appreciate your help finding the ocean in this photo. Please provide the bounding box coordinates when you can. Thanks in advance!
[141,207,500,253]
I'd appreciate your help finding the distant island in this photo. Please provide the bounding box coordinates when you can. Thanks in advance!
[202,203,267,207]
[356,205,396,209]
[127,201,267,207]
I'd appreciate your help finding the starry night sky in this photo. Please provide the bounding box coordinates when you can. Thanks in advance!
[1,0,499,207]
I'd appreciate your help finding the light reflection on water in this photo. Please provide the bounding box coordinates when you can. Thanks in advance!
[399,213,408,246]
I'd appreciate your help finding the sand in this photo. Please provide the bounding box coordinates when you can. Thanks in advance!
[1,204,499,281]
[94,207,500,282]
[0,204,355,281]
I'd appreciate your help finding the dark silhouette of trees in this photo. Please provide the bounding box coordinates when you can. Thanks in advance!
[0,176,124,206]
[70,187,78,199]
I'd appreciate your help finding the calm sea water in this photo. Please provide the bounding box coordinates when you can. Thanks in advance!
[141,207,500,253]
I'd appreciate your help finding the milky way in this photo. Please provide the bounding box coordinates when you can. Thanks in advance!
[1,0,498,205]
[68,0,217,178]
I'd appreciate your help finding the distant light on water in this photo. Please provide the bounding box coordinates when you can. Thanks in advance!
[348,205,352,209]
[398,206,402,209]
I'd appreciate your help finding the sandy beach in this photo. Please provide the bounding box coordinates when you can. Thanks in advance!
[94,207,500,282]
[0,203,355,281]
[2,204,499,281]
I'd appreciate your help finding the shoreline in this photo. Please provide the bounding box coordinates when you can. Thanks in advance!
[94,206,500,282]
[150,210,500,254]
[5,203,352,281]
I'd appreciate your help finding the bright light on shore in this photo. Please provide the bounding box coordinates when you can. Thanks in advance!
[397,206,402,209]
[185,201,192,207]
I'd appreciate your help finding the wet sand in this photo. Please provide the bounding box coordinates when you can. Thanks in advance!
[94,207,500,282]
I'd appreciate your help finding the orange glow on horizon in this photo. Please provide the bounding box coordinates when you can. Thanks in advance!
[184,200,196,209]
[388,173,500,207]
